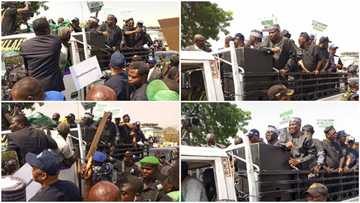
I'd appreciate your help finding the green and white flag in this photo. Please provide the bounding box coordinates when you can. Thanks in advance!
[261,19,274,28]
[312,20,327,32]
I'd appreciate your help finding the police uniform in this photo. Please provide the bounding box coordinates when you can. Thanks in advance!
[139,156,172,201]
[142,178,172,201]
[322,139,345,169]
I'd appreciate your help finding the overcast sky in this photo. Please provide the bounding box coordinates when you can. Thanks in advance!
[25,102,180,129]
[31,0,179,27]
[234,102,360,141]
[208,0,360,53]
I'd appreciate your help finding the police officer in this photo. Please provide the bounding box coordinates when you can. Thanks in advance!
[246,129,264,144]
[139,156,172,201]
[301,125,325,176]
[336,130,349,158]
[344,136,359,172]
[322,126,347,173]
[113,150,141,177]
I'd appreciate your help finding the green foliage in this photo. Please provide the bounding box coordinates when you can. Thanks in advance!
[2,103,43,130]
[2,2,49,32]
[181,1,233,48]
[182,103,251,146]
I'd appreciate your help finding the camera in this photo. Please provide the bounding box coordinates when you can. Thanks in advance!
[137,22,144,28]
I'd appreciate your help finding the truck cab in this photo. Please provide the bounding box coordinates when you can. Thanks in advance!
[181,51,224,101]
[181,145,237,201]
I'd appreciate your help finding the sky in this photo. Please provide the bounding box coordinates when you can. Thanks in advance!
[233,102,360,141]
[30,0,179,27]
[208,0,360,53]
[24,102,180,129]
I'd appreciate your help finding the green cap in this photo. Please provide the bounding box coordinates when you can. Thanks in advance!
[139,156,160,166]
[152,90,179,101]
[146,80,169,100]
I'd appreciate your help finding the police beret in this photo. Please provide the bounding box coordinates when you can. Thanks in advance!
[139,156,160,166]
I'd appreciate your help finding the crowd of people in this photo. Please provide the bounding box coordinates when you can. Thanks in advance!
[181,117,358,201]
[1,107,179,201]
[184,25,359,101]
[2,2,179,101]
[227,117,359,175]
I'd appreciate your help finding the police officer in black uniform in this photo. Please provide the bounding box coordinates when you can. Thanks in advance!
[139,156,172,201]
[322,126,347,173]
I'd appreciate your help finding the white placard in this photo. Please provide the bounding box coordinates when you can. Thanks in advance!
[69,56,102,90]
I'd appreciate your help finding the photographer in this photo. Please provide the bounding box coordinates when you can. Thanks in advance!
[123,18,152,48]
[1,1,30,36]
[98,14,122,49]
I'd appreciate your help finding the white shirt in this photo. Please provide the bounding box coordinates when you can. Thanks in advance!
[50,132,74,159]
[182,176,208,201]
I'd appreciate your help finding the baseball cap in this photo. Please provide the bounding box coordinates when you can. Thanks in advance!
[302,124,314,134]
[336,130,348,138]
[305,183,328,197]
[234,33,245,40]
[110,51,125,68]
[281,29,291,38]
[247,129,260,138]
[45,91,65,101]
[347,136,355,144]
[319,36,331,44]
[267,84,294,100]
[139,156,160,166]
[25,149,62,176]
[329,44,338,49]
[93,151,107,162]
[146,79,179,101]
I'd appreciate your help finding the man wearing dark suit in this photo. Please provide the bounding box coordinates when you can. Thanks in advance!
[7,114,58,166]
[20,17,64,92]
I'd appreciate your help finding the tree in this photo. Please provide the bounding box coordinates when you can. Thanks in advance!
[2,103,43,130]
[181,1,233,48]
[181,103,251,146]
[1,1,49,33]
[162,127,179,143]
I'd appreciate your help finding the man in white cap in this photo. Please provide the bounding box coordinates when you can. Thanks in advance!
[265,125,280,146]
[260,24,297,76]
[245,29,263,49]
